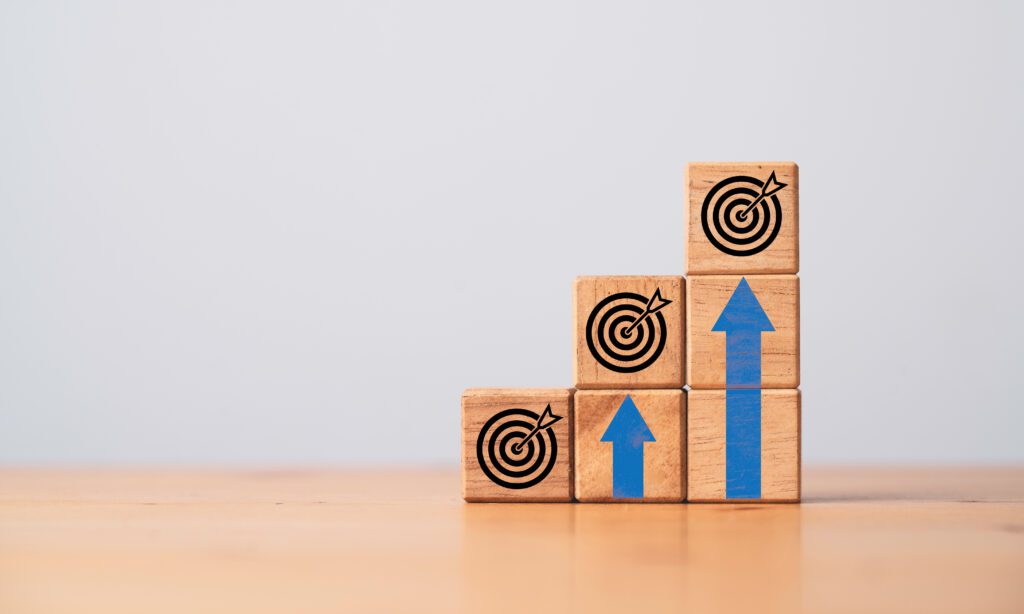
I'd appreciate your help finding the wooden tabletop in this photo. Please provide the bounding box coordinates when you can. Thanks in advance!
[1,468,1022,613]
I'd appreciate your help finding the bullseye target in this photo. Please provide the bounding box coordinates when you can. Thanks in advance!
[476,407,559,489]
[585,291,668,373]
[701,173,785,257]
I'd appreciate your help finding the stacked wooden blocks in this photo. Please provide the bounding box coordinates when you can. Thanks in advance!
[685,162,801,502]
[462,162,800,503]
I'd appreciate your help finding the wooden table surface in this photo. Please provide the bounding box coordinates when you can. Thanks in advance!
[1,468,1022,613]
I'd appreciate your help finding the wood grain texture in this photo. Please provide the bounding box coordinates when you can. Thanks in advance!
[574,276,684,389]
[462,388,573,502]
[2,468,1024,613]
[684,161,799,275]
[688,389,800,502]
[574,389,685,502]
[687,274,799,388]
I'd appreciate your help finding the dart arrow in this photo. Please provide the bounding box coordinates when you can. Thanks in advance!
[600,395,655,498]
[622,288,672,336]
[511,405,563,454]
[738,170,787,220]
[713,278,775,499]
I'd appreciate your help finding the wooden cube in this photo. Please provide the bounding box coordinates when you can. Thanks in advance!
[686,275,799,389]
[685,162,799,275]
[687,389,800,502]
[462,388,574,502]
[574,390,685,502]
[574,276,684,389]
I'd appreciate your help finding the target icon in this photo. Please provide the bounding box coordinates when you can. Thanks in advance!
[586,289,672,373]
[701,170,787,256]
[476,405,562,490]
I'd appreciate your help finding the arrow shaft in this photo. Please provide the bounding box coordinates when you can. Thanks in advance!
[739,194,766,218]
[622,309,653,336]
[723,326,764,498]
[512,424,543,452]
[724,329,763,388]
[611,442,645,498]
[726,389,761,499]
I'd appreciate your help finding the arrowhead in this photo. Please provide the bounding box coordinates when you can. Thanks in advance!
[712,278,775,333]
[600,395,655,446]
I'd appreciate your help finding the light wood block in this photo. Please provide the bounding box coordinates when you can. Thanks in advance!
[574,389,685,502]
[462,388,573,502]
[688,389,800,502]
[686,274,799,389]
[685,162,799,275]
[574,276,684,389]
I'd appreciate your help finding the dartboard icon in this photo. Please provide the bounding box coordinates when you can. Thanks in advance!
[585,289,672,373]
[476,406,562,490]
[701,171,787,256]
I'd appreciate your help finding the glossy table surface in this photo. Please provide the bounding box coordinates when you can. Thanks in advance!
[1,467,1022,613]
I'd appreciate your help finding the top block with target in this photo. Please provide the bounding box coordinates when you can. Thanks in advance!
[685,162,799,274]
[574,276,684,389]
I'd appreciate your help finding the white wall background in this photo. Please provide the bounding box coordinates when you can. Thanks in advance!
[2,1,1021,465]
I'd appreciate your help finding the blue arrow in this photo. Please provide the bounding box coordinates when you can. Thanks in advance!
[712,278,775,389]
[713,278,774,499]
[600,395,655,498]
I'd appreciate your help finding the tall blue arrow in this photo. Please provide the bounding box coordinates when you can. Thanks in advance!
[713,278,774,499]
[600,395,655,498]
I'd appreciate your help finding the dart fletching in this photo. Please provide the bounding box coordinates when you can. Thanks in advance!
[645,289,672,315]
[761,171,787,199]
[536,404,563,430]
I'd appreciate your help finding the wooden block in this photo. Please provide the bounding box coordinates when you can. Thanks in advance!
[462,388,574,502]
[574,276,684,389]
[687,389,800,502]
[685,162,799,275]
[687,274,799,389]
[574,390,685,502]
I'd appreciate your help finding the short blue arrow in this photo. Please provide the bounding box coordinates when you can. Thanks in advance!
[600,395,655,498]
[713,278,774,499]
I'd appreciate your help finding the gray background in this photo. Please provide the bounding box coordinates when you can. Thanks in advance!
[2,1,1021,465]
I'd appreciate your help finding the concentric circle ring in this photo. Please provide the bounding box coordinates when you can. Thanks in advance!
[476,408,557,489]
[585,292,667,373]
[701,175,782,256]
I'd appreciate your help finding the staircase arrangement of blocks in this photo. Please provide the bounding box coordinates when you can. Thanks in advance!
[462,162,801,503]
